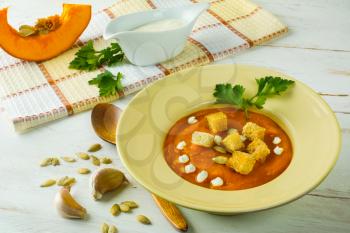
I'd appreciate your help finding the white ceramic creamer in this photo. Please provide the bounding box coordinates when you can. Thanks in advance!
[103,3,209,66]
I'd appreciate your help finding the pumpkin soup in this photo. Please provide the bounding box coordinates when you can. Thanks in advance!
[163,107,292,190]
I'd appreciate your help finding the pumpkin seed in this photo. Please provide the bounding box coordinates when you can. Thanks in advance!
[51,158,60,166]
[213,146,227,154]
[38,29,49,35]
[18,25,36,37]
[101,223,109,233]
[88,143,102,152]
[40,157,60,167]
[119,203,130,212]
[108,225,118,233]
[137,215,151,225]
[61,156,76,163]
[77,168,90,174]
[121,201,138,209]
[76,152,90,160]
[212,156,228,164]
[40,158,52,167]
[40,179,56,187]
[57,176,76,187]
[100,157,112,164]
[110,204,121,216]
[91,155,100,166]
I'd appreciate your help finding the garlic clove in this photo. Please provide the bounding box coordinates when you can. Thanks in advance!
[54,187,87,219]
[90,167,128,200]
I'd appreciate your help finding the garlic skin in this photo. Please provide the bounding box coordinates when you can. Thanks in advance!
[54,187,87,219]
[90,167,128,200]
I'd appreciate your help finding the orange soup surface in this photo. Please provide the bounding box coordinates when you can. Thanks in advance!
[163,107,293,190]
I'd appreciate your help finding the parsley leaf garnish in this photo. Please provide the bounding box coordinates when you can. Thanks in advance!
[88,71,123,97]
[69,41,124,71]
[214,76,294,116]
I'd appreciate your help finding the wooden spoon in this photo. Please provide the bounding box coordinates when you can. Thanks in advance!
[91,103,188,232]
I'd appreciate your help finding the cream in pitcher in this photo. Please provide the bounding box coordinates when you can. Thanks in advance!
[132,18,186,32]
[103,3,209,66]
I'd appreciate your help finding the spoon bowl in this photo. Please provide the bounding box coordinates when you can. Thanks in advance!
[91,103,122,144]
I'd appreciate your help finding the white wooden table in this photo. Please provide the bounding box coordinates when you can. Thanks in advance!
[0,0,349,232]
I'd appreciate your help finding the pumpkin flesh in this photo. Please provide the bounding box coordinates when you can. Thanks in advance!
[0,4,91,61]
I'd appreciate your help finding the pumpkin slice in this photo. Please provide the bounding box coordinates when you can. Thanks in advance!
[0,4,91,61]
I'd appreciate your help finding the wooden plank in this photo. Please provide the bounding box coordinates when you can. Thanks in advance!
[217,46,350,95]
[255,0,350,51]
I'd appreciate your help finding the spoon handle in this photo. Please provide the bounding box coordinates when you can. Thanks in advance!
[152,194,188,232]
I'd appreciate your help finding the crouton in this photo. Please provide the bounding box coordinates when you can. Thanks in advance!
[221,132,244,152]
[242,122,265,140]
[206,112,227,134]
[226,151,256,175]
[191,131,214,148]
[247,139,270,162]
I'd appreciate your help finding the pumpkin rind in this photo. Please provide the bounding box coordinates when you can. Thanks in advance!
[0,4,91,61]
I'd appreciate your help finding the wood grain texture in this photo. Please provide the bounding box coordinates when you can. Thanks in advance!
[256,0,350,51]
[0,0,349,232]
[152,194,188,232]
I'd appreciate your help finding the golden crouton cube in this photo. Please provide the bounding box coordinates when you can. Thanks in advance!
[247,139,270,162]
[221,132,244,152]
[206,112,227,134]
[191,131,214,148]
[242,122,266,140]
[226,151,256,175]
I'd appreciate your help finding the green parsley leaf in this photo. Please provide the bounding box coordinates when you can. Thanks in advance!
[88,71,123,97]
[255,76,295,97]
[69,41,124,71]
[69,41,99,71]
[98,43,124,67]
[214,84,245,107]
[213,76,294,117]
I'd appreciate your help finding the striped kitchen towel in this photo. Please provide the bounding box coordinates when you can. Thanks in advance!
[0,0,287,132]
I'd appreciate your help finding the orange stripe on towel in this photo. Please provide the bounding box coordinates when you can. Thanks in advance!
[188,37,214,62]
[38,63,74,115]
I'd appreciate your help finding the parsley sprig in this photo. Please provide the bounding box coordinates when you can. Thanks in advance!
[214,76,295,116]
[68,40,125,97]
[88,71,123,97]
[69,40,124,71]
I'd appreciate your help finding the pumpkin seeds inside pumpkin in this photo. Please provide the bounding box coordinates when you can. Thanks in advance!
[18,25,36,37]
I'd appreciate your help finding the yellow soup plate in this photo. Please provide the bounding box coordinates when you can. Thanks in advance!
[116,64,341,214]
